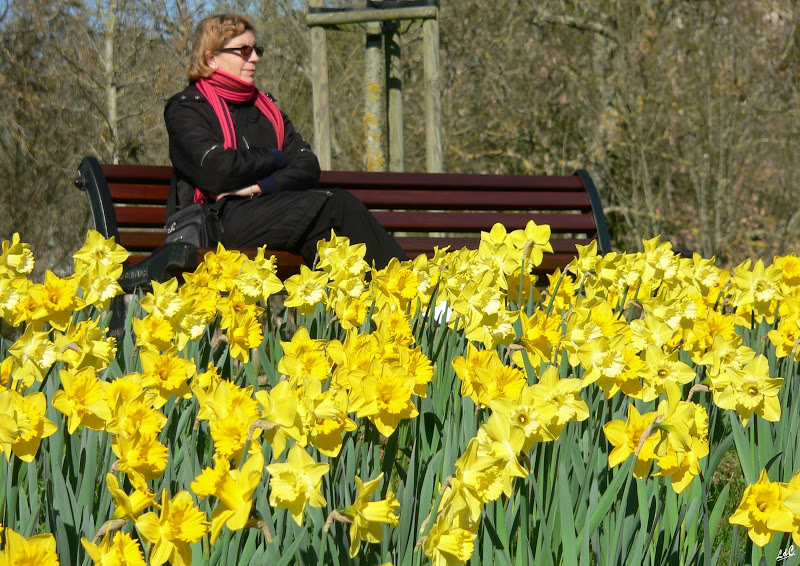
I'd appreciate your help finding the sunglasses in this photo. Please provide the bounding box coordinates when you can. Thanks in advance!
[217,44,264,59]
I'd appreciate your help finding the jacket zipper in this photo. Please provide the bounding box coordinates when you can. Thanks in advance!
[200,144,219,166]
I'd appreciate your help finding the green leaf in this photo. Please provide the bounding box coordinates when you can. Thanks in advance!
[556,461,578,566]
[729,413,756,484]
[579,457,634,539]
[708,483,730,544]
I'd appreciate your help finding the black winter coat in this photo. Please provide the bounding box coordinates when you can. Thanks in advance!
[164,83,321,205]
[164,83,329,252]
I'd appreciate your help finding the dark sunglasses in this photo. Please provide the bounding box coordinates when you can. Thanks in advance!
[217,44,264,59]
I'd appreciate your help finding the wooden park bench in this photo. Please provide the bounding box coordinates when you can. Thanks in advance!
[74,156,611,293]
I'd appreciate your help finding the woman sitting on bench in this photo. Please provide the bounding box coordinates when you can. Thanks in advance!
[164,13,407,269]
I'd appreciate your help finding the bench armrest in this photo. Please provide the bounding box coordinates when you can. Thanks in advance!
[118,243,198,293]
[75,156,120,241]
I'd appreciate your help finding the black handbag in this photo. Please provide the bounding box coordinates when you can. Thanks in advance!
[164,203,222,247]
[164,175,223,247]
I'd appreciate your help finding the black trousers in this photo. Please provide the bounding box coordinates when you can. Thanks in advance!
[217,188,407,269]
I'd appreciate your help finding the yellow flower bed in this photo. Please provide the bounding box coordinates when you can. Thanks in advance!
[0,224,798,564]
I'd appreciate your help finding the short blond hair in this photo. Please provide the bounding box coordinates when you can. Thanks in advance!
[187,14,255,81]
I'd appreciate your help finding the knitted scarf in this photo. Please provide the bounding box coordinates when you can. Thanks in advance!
[193,70,285,202]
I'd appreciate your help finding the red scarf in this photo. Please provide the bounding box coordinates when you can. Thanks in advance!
[193,70,285,202]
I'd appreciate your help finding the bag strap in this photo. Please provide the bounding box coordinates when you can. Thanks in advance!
[167,172,179,219]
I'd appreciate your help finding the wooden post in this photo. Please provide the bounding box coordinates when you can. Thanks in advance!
[364,22,386,171]
[309,0,332,169]
[307,3,441,172]
[422,14,443,173]
[386,24,404,172]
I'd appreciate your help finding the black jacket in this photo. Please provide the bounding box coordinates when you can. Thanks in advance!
[164,83,321,207]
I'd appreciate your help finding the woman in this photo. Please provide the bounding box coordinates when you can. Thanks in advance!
[164,14,407,268]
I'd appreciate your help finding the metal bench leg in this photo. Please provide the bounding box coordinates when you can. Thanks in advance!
[108,295,128,340]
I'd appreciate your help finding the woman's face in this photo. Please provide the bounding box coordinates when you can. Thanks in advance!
[208,30,260,83]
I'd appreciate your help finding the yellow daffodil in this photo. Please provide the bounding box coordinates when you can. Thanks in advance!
[72,229,129,274]
[136,490,209,566]
[139,278,183,320]
[201,243,246,293]
[8,323,58,387]
[483,361,530,407]
[278,326,331,383]
[476,413,528,496]
[731,258,784,322]
[603,404,660,478]
[641,236,680,284]
[516,309,561,368]
[729,469,794,546]
[140,347,195,408]
[343,473,400,557]
[112,432,168,488]
[463,307,519,349]
[316,231,369,280]
[629,313,678,353]
[51,367,110,434]
[215,287,263,331]
[714,354,782,425]
[54,318,117,371]
[356,364,418,438]
[781,470,800,545]
[308,388,356,457]
[191,455,231,499]
[400,347,434,397]
[0,276,28,325]
[697,335,755,380]
[284,265,329,316]
[452,343,503,403]
[210,411,262,462]
[0,390,57,462]
[106,473,155,521]
[132,314,175,352]
[577,335,629,388]
[76,262,124,312]
[329,289,370,331]
[544,269,577,315]
[637,345,697,402]
[654,435,708,494]
[254,380,302,457]
[490,386,555,452]
[0,233,35,278]
[531,365,589,435]
[225,311,263,363]
[0,527,59,566]
[373,308,415,350]
[508,219,554,268]
[370,257,419,311]
[767,314,800,360]
[81,531,146,566]
[233,246,284,303]
[421,507,476,566]
[451,437,506,510]
[208,452,264,543]
[107,393,166,439]
[266,444,329,525]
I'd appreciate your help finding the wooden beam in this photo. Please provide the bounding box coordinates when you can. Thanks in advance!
[309,0,331,169]
[423,15,443,172]
[306,6,437,27]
